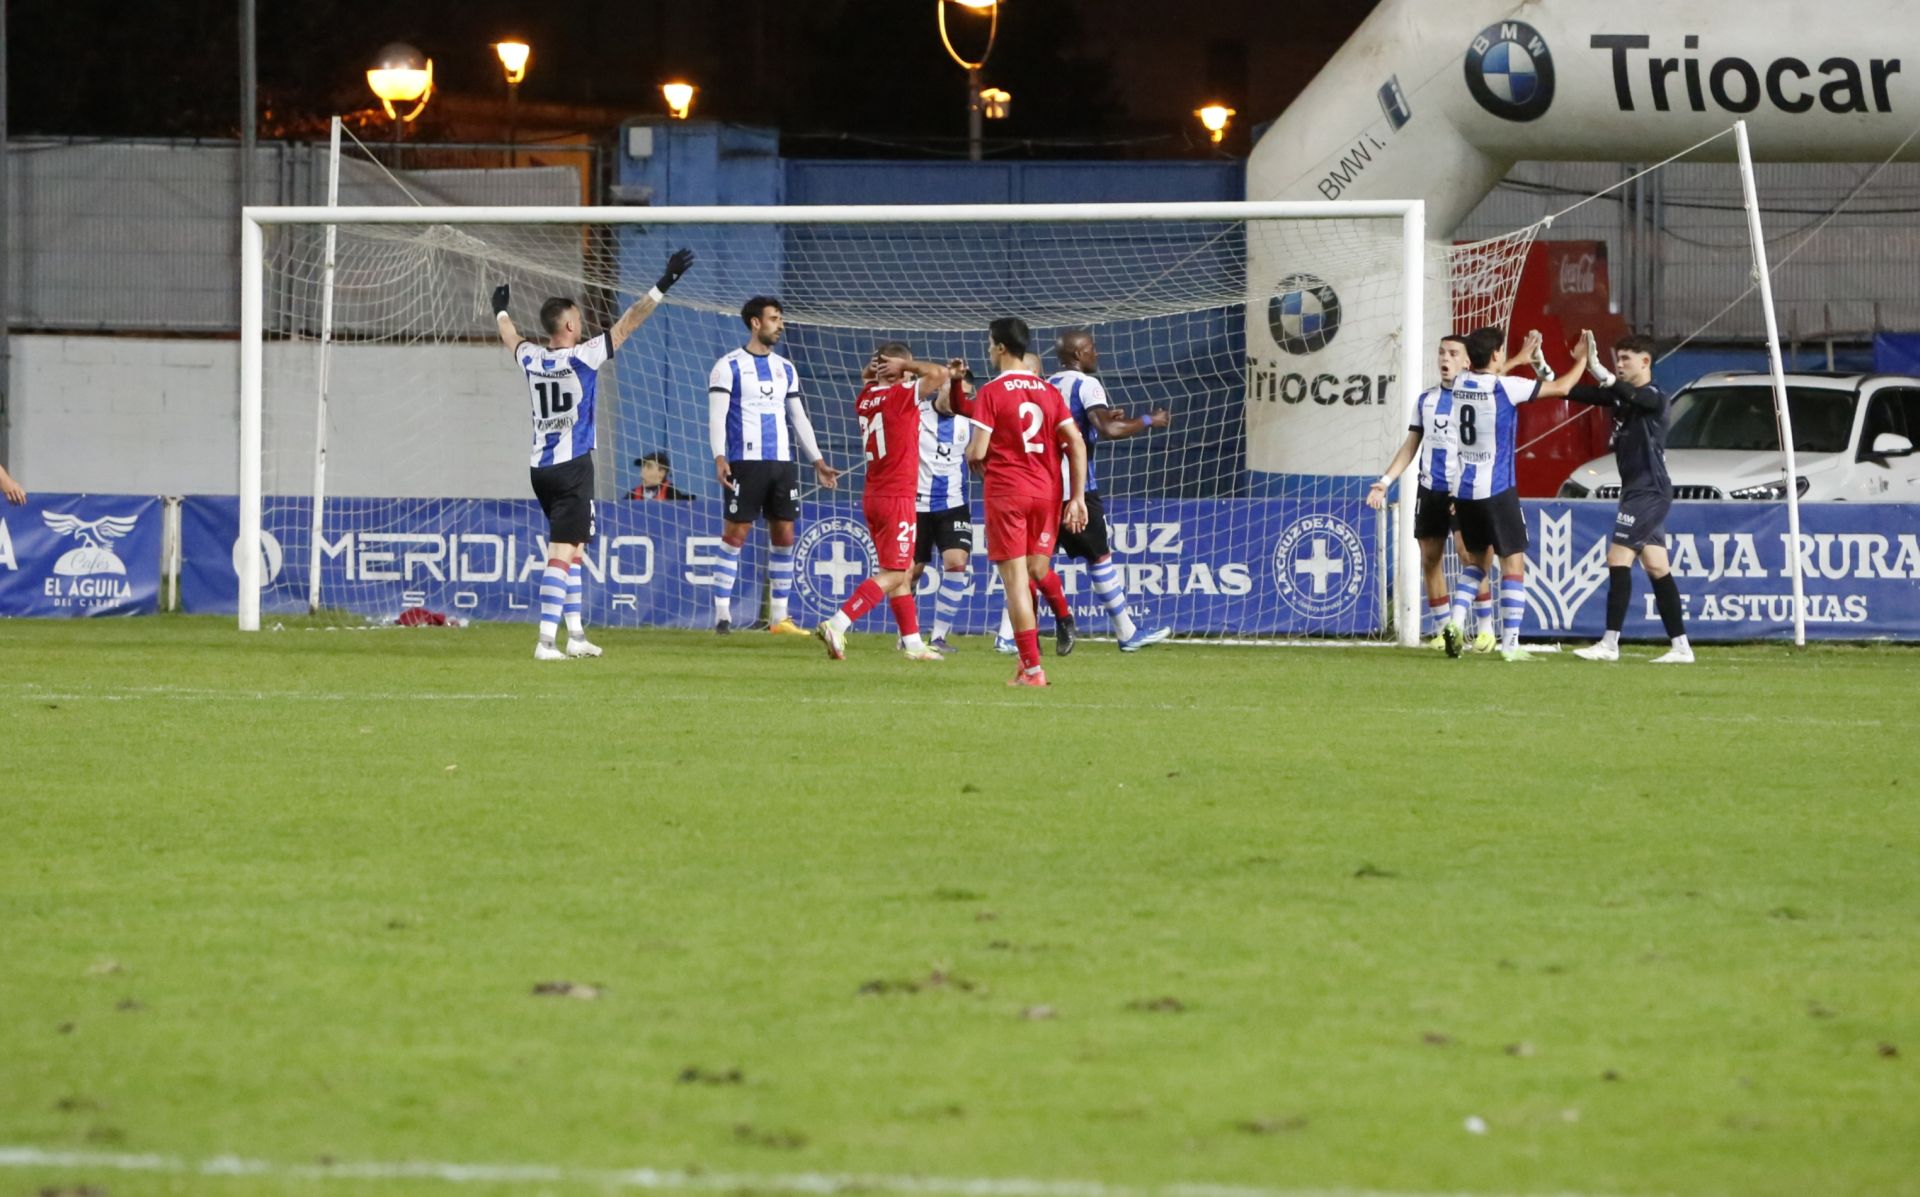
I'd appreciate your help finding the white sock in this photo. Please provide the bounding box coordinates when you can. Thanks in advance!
[902,631,926,652]
[564,562,585,638]
[712,541,742,622]
[714,597,733,621]
[998,608,1013,640]
[1670,634,1691,653]
[1087,557,1136,640]
[828,610,852,635]
[769,598,789,624]
[1601,630,1620,650]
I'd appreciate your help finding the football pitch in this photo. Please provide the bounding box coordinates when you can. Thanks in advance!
[3,618,1917,1197]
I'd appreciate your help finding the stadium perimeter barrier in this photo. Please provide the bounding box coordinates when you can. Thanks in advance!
[5,493,1918,641]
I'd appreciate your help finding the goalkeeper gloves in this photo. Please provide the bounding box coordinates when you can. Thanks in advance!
[655,248,695,294]
[1528,333,1555,382]
[1583,329,1617,387]
[491,283,510,317]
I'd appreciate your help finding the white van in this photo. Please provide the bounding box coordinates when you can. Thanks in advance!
[1558,372,1920,501]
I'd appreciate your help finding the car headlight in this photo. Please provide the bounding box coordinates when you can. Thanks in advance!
[1557,480,1591,499]
[1728,477,1811,500]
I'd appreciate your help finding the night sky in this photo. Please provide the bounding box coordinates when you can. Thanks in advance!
[5,0,1380,156]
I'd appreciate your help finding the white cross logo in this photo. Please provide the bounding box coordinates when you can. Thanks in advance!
[1294,536,1344,595]
[812,539,867,596]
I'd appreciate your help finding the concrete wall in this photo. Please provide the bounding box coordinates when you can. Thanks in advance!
[9,335,528,499]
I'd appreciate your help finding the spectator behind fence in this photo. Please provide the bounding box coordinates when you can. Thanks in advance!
[0,462,25,505]
[630,452,692,501]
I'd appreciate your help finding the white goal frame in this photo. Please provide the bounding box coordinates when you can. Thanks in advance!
[238,199,1427,639]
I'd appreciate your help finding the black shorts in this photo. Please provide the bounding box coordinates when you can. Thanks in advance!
[530,454,596,544]
[1413,486,1455,542]
[1058,490,1111,561]
[914,505,974,564]
[1453,488,1528,557]
[1611,492,1671,552]
[725,459,800,525]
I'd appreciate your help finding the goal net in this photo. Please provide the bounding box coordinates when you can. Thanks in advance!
[240,200,1535,640]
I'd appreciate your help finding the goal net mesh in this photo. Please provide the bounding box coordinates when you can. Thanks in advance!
[252,209,1533,639]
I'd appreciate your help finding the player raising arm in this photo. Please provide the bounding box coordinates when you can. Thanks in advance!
[1559,330,1692,664]
[493,247,693,660]
[968,317,1087,687]
[814,345,952,661]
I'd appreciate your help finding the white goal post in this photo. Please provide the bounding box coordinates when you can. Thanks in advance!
[237,199,1432,639]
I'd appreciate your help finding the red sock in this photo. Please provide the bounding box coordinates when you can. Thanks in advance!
[1033,570,1070,620]
[888,594,920,636]
[1014,628,1042,671]
[840,577,885,622]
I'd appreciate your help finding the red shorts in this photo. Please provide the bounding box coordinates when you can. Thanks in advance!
[862,494,918,571]
[984,493,1060,562]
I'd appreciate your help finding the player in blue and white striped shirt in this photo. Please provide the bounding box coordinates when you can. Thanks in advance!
[705,297,841,635]
[1443,326,1584,660]
[493,248,692,660]
[910,376,976,653]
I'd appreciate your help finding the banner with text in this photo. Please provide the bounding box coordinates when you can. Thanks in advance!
[0,494,163,617]
[178,495,1386,636]
[1520,501,1920,640]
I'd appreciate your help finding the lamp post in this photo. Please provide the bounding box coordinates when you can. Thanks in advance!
[937,0,998,161]
[1196,103,1236,146]
[367,42,433,162]
[661,82,697,120]
[494,40,530,167]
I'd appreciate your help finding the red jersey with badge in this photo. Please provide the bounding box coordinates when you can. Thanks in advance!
[856,381,925,500]
[969,371,1073,503]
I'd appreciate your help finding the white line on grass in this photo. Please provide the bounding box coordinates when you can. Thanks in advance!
[0,1146,1618,1197]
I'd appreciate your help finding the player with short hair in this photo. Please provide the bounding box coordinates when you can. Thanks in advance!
[1562,330,1693,664]
[814,344,952,661]
[909,362,977,653]
[967,317,1088,687]
[494,248,693,660]
[1367,334,1499,651]
[707,297,841,635]
[1443,326,1583,661]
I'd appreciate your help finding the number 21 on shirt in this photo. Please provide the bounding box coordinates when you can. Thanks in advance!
[860,412,888,462]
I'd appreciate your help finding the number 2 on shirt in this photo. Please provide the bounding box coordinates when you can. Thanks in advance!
[1019,402,1046,454]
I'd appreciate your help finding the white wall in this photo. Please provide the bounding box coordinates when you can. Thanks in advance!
[9,334,531,499]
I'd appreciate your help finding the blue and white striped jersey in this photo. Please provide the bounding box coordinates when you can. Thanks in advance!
[1048,369,1110,494]
[916,404,973,513]
[1409,385,1458,494]
[1446,371,1539,499]
[708,348,801,462]
[518,334,610,469]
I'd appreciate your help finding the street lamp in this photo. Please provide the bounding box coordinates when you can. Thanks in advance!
[979,88,1011,120]
[1196,103,1236,145]
[936,0,998,161]
[661,81,697,120]
[367,43,434,124]
[494,40,531,166]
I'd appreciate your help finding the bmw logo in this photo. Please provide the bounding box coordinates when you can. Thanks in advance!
[1267,273,1341,355]
[1465,21,1554,122]
[790,516,877,616]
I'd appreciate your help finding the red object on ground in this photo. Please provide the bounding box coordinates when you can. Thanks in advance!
[397,607,453,627]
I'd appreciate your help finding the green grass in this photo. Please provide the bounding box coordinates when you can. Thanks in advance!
[2,618,1917,1196]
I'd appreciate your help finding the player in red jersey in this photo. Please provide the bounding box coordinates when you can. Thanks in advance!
[966,317,1088,687]
[814,343,953,662]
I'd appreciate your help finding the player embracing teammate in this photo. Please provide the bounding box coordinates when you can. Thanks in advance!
[965,317,1089,687]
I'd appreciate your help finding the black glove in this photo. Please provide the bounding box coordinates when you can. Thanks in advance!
[655,248,695,294]
[490,283,510,316]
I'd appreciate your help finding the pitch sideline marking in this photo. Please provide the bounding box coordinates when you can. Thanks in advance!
[0,1146,1616,1197]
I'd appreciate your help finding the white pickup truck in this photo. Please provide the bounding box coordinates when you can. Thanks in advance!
[1558,372,1920,501]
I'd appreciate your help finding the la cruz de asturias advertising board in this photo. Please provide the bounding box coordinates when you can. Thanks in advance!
[0,495,164,617]
[148,496,1920,641]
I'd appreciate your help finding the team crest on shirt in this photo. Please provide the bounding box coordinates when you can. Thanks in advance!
[1464,21,1555,122]
[1270,513,1368,618]
[790,517,878,617]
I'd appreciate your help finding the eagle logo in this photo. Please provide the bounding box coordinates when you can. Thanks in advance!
[42,511,139,577]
